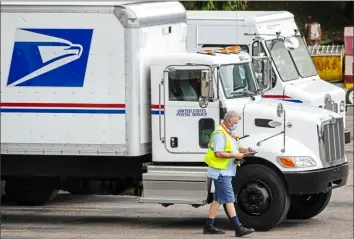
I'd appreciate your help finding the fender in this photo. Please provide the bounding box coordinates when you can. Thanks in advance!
[240,156,289,192]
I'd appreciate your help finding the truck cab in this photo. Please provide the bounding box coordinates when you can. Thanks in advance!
[186,11,351,143]
[141,46,349,231]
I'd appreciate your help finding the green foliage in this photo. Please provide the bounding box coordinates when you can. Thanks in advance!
[180,1,247,11]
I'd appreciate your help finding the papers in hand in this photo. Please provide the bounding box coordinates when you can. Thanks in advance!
[243,150,257,156]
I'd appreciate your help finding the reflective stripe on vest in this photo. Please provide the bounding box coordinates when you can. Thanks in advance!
[204,125,233,170]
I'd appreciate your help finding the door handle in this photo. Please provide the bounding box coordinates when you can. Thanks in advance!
[158,83,165,143]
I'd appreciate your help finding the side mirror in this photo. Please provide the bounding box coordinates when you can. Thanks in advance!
[261,58,272,91]
[252,56,272,92]
[201,70,211,97]
[252,60,262,74]
[200,70,212,108]
[284,36,299,51]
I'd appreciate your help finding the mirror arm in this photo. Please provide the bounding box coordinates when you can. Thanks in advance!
[256,127,286,152]
[210,66,216,100]
[281,110,286,152]
[256,131,284,146]
[257,106,286,153]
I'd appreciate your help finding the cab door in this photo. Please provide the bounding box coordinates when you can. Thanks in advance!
[163,66,220,154]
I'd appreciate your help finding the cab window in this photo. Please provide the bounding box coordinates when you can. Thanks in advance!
[168,70,202,102]
[199,118,215,148]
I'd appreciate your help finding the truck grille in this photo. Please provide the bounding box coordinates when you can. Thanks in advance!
[320,118,345,164]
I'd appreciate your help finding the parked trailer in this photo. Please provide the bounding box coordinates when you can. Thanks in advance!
[186,10,351,143]
[0,2,349,231]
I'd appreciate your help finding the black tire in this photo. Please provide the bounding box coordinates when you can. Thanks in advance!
[286,190,332,220]
[5,179,58,206]
[1,181,5,199]
[62,179,93,195]
[223,164,290,231]
[346,87,354,105]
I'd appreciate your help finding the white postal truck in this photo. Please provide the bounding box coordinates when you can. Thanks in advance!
[186,11,351,143]
[0,1,349,231]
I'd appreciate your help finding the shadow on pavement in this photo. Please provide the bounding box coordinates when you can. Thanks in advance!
[1,192,326,232]
[1,193,118,206]
[1,211,320,232]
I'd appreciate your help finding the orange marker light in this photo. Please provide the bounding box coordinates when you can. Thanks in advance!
[279,157,296,167]
[197,49,216,56]
[216,48,230,54]
[226,45,241,53]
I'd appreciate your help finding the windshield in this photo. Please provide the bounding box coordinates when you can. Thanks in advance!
[265,40,299,81]
[219,63,259,99]
[288,37,318,78]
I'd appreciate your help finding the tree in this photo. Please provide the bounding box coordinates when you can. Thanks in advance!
[180,1,247,11]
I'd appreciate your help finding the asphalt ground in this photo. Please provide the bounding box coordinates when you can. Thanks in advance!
[1,92,353,239]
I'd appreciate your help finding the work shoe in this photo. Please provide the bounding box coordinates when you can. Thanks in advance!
[235,224,255,237]
[203,224,225,234]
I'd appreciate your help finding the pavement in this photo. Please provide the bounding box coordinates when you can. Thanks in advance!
[1,107,353,239]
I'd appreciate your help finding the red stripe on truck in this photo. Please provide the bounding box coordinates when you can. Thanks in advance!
[263,95,292,99]
[0,102,125,108]
[151,104,164,109]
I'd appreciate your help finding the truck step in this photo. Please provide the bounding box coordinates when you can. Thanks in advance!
[140,166,209,205]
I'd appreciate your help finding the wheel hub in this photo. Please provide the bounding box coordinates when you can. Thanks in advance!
[238,182,271,215]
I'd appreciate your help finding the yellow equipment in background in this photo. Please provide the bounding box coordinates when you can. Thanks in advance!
[308,45,344,82]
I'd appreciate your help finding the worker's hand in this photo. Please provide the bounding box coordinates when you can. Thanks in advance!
[233,153,244,160]
[248,147,255,152]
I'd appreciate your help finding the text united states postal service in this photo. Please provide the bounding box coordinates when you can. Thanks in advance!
[176,108,207,117]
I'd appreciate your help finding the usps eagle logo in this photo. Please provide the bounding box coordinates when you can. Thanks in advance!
[7,28,93,87]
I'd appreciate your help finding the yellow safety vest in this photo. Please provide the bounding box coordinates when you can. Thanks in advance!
[204,124,235,170]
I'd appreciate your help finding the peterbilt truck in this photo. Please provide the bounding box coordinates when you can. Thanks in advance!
[0,1,349,231]
[186,10,351,143]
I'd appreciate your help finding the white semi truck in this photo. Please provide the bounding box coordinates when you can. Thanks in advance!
[186,10,351,143]
[0,1,349,231]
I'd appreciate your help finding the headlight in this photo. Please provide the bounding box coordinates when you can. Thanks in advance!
[277,156,317,168]
[340,101,345,112]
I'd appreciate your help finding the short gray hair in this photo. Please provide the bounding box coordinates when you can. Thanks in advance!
[224,110,241,121]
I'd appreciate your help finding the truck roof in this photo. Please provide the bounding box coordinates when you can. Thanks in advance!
[1,1,186,28]
[0,1,135,6]
[152,51,252,66]
[187,10,294,24]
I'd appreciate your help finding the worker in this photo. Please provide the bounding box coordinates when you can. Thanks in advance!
[202,110,255,237]
[306,20,322,46]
